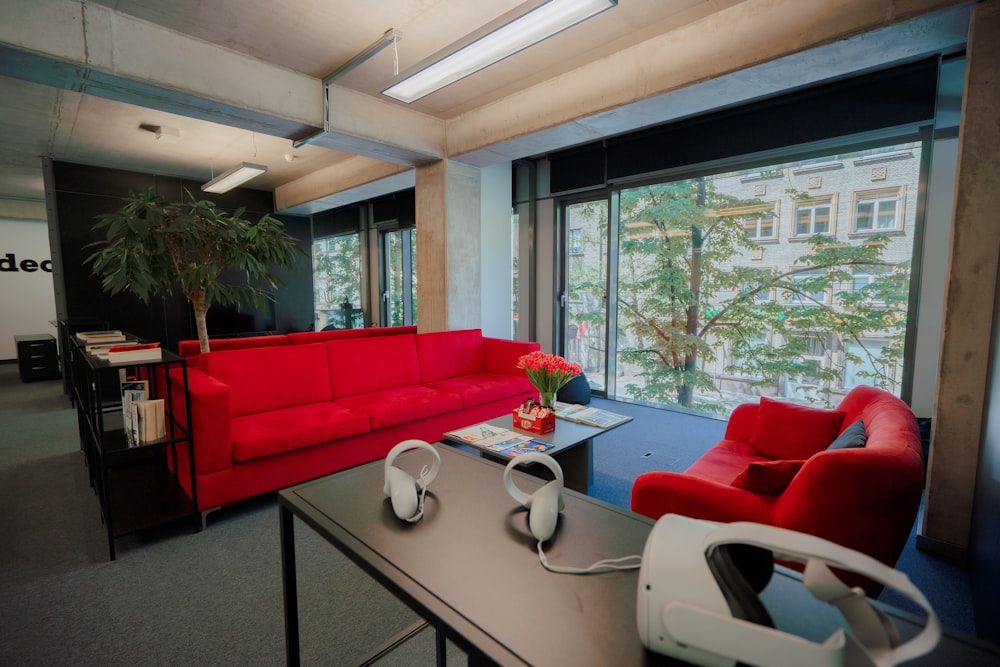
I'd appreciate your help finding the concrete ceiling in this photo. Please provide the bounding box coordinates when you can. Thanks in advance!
[0,0,971,214]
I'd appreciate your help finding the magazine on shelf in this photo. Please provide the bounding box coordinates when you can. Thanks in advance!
[133,398,166,444]
[552,401,630,428]
[121,379,148,446]
[443,423,554,457]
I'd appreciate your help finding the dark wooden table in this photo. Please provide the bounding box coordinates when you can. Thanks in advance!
[279,444,1000,666]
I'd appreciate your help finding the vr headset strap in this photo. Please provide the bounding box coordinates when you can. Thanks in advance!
[708,523,942,667]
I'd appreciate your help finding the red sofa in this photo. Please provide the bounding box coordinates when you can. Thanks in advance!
[170,328,538,514]
[176,325,417,368]
[630,386,925,594]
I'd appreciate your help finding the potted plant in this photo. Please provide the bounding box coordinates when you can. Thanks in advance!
[86,187,304,353]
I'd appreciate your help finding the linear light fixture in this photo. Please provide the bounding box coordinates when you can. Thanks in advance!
[201,162,268,193]
[382,0,616,104]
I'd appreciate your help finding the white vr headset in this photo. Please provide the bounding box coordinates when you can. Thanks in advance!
[637,514,941,667]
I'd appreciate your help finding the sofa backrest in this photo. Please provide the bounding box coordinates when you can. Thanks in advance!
[286,329,369,345]
[416,329,487,383]
[202,343,332,416]
[326,334,421,398]
[178,335,290,357]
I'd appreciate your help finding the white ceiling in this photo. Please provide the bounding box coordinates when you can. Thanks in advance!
[0,0,969,211]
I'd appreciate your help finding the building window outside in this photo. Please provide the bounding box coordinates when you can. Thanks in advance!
[793,196,834,237]
[843,339,890,389]
[853,186,904,233]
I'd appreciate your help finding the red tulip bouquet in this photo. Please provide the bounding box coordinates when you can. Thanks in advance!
[516,351,582,409]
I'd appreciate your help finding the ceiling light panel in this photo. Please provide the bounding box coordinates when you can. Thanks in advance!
[383,0,616,104]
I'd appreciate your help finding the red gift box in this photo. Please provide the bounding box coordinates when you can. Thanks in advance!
[512,405,556,434]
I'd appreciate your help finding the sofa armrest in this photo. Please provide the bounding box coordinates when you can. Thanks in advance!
[630,471,776,523]
[724,402,759,442]
[183,368,235,475]
[484,337,541,376]
[773,450,923,567]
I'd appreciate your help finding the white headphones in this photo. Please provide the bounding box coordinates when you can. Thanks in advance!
[503,453,565,542]
[637,514,941,667]
[383,439,441,522]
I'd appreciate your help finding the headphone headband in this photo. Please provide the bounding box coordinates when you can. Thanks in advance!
[384,439,441,487]
[503,452,564,507]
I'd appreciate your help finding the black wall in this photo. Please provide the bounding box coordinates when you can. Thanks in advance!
[50,161,312,350]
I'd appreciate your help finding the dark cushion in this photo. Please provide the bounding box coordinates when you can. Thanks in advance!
[732,459,806,495]
[557,372,591,405]
[749,397,845,459]
[827,419,867,450]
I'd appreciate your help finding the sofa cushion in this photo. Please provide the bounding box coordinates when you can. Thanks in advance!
[732,459,806,495]
[327,335,420,398]
[203,343,333,417]
[827,419,867,450]
[685,439,768,482]
[749,397,845,459]
[423,372,529,408]
[334,386,463,430]
[232,402,370,462]
[416,329,487,382]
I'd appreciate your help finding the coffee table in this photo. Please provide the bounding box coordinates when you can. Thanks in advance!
[278,443,1000,666]
[443,413,631,493]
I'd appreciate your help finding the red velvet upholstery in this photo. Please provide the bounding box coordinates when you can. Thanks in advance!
[416,329,487,382]
[204,343,332,416]
[327,335,421,397]
[631,386,925,595]
[172,329,540,513]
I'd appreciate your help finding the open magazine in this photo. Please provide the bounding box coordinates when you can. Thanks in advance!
[553,401,630,428]
[443,423,554,457]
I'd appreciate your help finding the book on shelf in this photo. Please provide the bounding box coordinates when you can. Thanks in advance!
[133,398,166,444]
[76,330,125,343]
[443,423,554,457]
[121,379,148,447]
[85,338,140,354]
[105,342,162,363]
[553,401,630,428]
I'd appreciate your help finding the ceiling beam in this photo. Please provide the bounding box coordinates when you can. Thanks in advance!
[0,0,444,165]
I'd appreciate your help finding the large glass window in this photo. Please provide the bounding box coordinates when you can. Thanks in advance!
[572,140,921,415]
[313,233,362,329]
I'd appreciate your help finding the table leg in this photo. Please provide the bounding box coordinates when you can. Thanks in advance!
[436,628,446,667]
[280,503,300,667]
[555,439,592,493]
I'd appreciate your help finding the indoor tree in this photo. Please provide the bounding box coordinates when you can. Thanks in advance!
[86,187,304,353]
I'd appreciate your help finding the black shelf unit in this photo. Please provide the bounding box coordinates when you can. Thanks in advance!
[70,336,198,559]
[57,318,110,403]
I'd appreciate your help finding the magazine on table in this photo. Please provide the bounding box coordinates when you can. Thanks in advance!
[443,423,554,457]
[553,401,630,428]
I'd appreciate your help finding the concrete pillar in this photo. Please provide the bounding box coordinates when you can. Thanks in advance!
[414,160,482,332]
[923,0,1000,554]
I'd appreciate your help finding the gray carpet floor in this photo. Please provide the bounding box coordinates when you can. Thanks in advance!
[0,362,978,666]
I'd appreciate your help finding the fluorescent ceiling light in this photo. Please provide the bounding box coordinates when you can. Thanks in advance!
[383,0,616,103]
[201,162,268,193]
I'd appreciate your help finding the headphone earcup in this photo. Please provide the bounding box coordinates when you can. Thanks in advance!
[706,544,775,628]
[527,479,562,542]
[385,465,419,521]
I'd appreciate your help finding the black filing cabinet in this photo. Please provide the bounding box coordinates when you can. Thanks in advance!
[16,334,61,382]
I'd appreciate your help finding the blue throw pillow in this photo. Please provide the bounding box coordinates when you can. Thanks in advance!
[827,419,867,450]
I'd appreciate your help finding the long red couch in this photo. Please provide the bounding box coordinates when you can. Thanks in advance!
[170,328,538,515]
[630,386,925,595]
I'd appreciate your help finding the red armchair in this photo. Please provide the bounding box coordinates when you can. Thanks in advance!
[630,386,925,594]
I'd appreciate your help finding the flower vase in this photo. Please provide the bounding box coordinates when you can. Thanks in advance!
[540,391,555,410]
